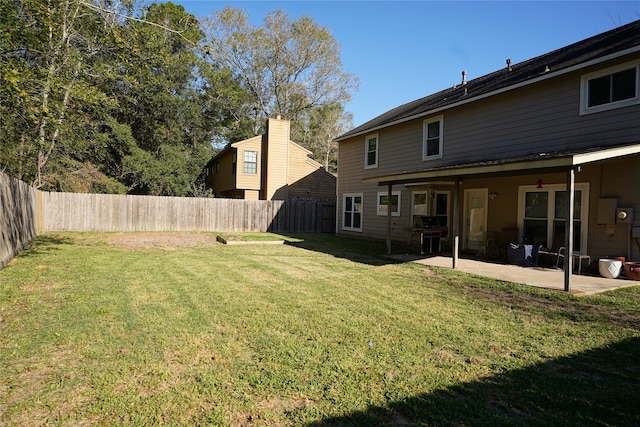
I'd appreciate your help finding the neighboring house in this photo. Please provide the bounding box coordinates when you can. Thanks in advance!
[205,117,336,201]
[335,20,640,273]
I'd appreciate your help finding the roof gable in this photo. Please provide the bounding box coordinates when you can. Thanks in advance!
[231,135,262,148]
[337,19,640,141]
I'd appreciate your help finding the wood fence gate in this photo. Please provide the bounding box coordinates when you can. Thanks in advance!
[270,198,336,233]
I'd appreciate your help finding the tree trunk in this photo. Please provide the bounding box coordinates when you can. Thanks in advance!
[33,0,80,188]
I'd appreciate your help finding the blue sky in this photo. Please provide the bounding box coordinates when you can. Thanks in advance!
[174,1,640,127]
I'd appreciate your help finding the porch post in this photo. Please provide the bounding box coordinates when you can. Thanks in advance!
[452,177,461,269]
[386,183,392,255]
[564,167,576,292]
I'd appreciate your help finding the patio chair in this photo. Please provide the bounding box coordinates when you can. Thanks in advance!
[556,247,591,275]
[477,231,501,259]
[537,235,564,268]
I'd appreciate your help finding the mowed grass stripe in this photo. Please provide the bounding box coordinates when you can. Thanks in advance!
[1,233,639,426]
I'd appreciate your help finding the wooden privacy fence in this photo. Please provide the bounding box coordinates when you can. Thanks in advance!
[40,192,336,233]
[0,173,38,269]
[1,171,336,268]
[278,197,336,233]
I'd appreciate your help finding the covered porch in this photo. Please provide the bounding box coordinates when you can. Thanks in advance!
[368,144,640,293]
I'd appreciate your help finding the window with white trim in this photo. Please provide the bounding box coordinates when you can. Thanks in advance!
[343,194,363,231]
[411,191,429,218]
[410,190,450,234]
[243,150,257,174]
[423,116,443,160]
[518,184,589,253]
[377,191,401,216]
[580,62,639,115]
[365,134,378,168]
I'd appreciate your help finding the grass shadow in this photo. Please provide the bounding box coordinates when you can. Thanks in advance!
[308,336,640,426]
[15,234,75,258]
[454,278,640,331]
[279,233,400,266]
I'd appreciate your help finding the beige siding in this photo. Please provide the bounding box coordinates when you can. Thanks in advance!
[207,148,237,194]
[338,153,640,260]
[287,142,314,183]
[244,190,260,200]
[337,54,640,261]
[207,118,336,201]
[265,118,290,200]
[234,136,262,192]
[337,139,391,240]
[586,155,640,261]
[351,61,640,178]
[288,165,336,200]
[287,143,336,200]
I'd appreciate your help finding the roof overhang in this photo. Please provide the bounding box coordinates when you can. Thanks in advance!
[363,144,640,186]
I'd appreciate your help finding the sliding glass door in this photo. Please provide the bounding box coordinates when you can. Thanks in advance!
[519,184,589,252]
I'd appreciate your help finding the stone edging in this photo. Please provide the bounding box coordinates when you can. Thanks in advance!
[216,235,285,245]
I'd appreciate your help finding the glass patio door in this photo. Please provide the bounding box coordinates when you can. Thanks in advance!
[520,185,587,252]
[464,189,487,251]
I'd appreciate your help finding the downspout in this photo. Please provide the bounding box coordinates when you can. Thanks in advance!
[564,167,577,292]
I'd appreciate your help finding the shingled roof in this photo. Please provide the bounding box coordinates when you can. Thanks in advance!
[336,19,640,142]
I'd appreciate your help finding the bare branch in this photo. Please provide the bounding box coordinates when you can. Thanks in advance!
[79,0,199,46]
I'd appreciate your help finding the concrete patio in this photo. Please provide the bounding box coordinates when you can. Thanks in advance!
[389,254,639,296]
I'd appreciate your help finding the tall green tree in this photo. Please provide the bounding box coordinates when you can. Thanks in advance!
[107,2,209,195]
[202,6,359,137]
[92,2,252,196]
[1,1,251,195]
[1,0,133,192]
[0,0,34,181]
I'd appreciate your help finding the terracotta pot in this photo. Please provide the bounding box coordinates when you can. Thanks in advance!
[623,262,640,281]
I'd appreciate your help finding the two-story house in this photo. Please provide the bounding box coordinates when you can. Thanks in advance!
[205,117,336,201]
[335,20,640,279]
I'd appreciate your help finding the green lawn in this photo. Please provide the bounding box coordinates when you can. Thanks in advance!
[1,233,639,426]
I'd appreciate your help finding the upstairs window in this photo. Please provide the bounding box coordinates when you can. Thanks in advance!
[581,62,639,114]
[423,116,443,160]
[243,150,257,174]
[365,134,378,168]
